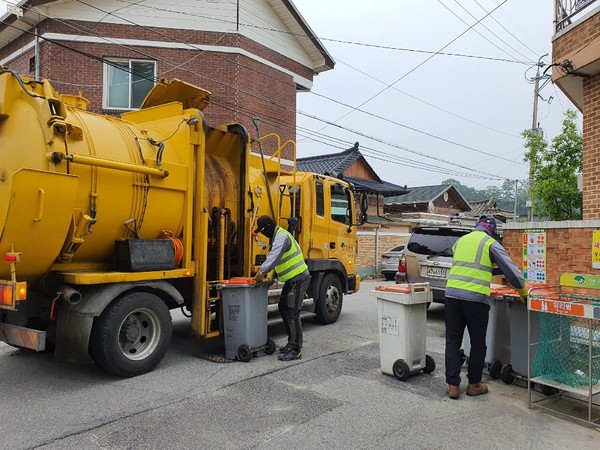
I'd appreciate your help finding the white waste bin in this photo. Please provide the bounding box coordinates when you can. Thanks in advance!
[372,283,435,381]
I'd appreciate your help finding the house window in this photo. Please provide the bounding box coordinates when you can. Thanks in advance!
[104,59,156,109]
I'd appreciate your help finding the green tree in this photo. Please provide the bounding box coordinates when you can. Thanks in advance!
[522,109,582,220]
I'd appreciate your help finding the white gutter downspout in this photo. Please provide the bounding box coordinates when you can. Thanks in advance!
[374,224,381,273]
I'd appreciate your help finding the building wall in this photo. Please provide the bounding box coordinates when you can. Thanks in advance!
[553,12,600,219]
[357,224,411,276]
[582,71,600,219]
[0,21,305,143]
[502,221,600,285]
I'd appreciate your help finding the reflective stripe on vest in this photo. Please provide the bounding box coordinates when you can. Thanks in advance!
[446,231,494,296]
[274,227,308,282]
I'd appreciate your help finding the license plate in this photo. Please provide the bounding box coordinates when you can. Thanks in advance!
[426,267,446,278]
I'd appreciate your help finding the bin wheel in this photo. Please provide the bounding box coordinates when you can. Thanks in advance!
[392,359,411,381]
[501,364,516,384]
[423,355,436,374]
[237,345,252,362]
[489,360,502,380]
[540,384,559,397]
[459,349,466,367]
[265,338,276,355]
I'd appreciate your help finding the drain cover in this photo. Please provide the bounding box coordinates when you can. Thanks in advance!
[198,353,234,363]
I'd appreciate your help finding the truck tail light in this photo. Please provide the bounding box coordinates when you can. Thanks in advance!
[0,282,27,307]
[398,254,407,273]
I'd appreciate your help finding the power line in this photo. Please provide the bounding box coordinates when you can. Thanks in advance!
[443,0,533,62]
[311,0,508,135]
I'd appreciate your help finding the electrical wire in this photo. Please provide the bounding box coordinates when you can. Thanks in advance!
[310,0,508,135]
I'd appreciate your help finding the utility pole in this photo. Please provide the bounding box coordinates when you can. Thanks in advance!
[513,179,518,221]
[527,55,549,222]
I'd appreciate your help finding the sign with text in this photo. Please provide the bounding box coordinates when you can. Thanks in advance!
[523,230,546,282]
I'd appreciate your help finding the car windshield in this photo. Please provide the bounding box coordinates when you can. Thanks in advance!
[406,228,469,257]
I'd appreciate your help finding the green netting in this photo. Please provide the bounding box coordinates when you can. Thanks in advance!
[531,313,600,387]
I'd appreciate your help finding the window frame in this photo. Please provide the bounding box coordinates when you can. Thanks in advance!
[103,58,157,110]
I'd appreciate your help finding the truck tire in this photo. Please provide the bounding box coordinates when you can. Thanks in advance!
[314,273,343,325]
[90,291,172,377]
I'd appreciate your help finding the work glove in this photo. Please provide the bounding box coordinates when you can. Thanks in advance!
[516,287,528,303]
[255,272,266,283]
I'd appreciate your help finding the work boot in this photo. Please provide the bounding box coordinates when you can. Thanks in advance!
[279,343,293,353]
[278,349,302,361]
[466,383,489,396]
[447,384,460,399]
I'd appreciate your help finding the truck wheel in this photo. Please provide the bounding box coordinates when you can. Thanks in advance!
[314,273,343,325]
[90,291,172,377]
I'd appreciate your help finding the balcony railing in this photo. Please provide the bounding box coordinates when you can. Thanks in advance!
[555,0,598,32]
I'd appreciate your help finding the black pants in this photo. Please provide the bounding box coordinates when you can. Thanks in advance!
[444,297,490,386]
[278,276,310,351]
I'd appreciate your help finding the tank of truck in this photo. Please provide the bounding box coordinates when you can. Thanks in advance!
[0,70,240,282]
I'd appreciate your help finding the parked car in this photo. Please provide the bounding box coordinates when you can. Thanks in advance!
[395,225,472,303]
[380,245,405,280]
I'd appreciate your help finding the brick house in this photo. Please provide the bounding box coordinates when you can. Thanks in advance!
[0,0,333,144]
[501,1,600,285]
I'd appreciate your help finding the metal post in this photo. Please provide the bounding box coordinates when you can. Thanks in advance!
[513,179,518,221]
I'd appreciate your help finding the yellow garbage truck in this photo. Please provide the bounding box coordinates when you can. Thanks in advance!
[0,69,363,376]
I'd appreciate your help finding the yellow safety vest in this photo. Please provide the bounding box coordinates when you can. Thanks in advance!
[446,231,494,296]
[274,227,308,282]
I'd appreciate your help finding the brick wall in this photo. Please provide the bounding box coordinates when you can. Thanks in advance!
[356,224,411,276]
[553,13,600,58]
[582,72,600,219]
[553,13,600,220]
[503,221,600,285]
[0,20,307,145]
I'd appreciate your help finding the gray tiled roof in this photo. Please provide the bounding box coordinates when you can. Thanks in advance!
[344,176,407,196]
[297,143,366,178]
[385,185,452,205]
[297,143,406,196]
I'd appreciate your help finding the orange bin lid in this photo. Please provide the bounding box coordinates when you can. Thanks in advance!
[221,277,256,285]
[375,284,426,293]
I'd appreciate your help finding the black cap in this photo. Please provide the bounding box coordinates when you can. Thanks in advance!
[476,215,497,236]
[255,215,276,238]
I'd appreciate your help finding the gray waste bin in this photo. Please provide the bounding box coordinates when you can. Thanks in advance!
[219,278,276,362]
[372,283,435,381]
[462,296,511,379]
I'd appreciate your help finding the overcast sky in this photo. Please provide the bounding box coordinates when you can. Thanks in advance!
[293,0,575,191]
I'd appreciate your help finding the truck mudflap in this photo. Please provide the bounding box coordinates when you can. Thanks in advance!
[0,323,46,351]
[347,274,360,294]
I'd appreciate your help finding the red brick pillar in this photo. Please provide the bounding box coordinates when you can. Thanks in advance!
[583,72,600,220]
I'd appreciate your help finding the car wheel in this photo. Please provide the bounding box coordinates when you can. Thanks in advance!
[384,273,395,281]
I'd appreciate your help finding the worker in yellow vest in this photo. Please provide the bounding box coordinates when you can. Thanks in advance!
[254,215,311,361]
[445,216,527,399]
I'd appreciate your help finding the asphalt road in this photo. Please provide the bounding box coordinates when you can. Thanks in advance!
[1,279,598,449]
